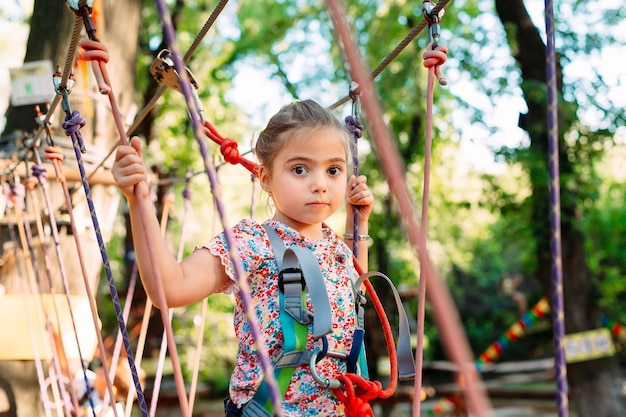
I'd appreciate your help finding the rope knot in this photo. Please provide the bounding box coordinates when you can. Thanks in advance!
[423,43,448,86]
[62,111,87,153]
[31,164,48,180]
[62,111,86,135]
[220,138,241,165]
[24,176,38,191]
[345,115,363,139]
[332,374,383,417]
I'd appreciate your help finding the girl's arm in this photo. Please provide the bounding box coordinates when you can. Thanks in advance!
[344,174,373,270]
[112,137,229,308]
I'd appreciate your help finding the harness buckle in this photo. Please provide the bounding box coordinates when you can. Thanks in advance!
[278,267,306,293]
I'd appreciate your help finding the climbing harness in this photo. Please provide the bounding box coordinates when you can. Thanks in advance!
[3,1,493,416]
[237,225,414,417]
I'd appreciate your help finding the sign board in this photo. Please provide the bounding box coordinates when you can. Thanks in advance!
[0,293,99,361]
[9,60,56,106]
[564,328,615,363]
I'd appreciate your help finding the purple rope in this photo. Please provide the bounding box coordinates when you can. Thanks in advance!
[345,113,363,256]
[101,262,138,415]
[152,1,284,415]
[544,0,569,415]
[61,109,149,417]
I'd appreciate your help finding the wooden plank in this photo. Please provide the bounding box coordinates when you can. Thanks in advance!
[0,293,99,360]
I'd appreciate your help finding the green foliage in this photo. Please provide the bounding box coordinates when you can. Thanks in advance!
[96,0,626,392]
[582,148,626,324]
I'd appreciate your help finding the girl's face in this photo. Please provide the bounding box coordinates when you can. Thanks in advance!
[260,127,348,239]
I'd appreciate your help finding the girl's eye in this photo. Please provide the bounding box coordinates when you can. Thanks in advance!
[328,166,342,176]
[292,165,308,175]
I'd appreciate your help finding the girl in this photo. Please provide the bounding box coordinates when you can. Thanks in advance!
[112,99,374,416]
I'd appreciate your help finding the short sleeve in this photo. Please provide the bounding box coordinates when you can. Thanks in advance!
[197,219,273,293]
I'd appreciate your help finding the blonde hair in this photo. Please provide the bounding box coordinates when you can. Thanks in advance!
[255,100,350,175]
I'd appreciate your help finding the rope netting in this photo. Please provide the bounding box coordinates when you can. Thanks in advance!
[0,0,574,416]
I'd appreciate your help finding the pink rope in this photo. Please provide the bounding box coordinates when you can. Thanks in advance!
[326,1,493,416]
[413,41,448,417]
[79,36,190,417]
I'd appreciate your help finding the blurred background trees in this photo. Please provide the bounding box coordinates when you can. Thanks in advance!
[1,0,624,416]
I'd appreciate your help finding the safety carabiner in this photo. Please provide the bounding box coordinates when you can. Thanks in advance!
[309,347,343,390]
[422,1,445,47]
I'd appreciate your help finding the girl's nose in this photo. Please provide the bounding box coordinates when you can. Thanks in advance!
[311,172,328,193]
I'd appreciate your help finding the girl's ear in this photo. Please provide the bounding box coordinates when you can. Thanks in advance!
[258,165,271,193]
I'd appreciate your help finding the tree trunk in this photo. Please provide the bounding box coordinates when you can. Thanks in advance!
[494,1,626,416]
[0,1,142,416]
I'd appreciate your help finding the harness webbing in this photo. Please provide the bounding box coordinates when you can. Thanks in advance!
[246,226,336,415]
[247,225,416,417]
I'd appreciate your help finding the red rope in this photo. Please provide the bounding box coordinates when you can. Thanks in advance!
[202,120,259,176]
[331,259,399,416]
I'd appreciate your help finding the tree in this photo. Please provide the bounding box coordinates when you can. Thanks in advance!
[0,1,142,416]
[493,0,625,415]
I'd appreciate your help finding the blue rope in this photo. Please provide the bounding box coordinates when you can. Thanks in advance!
[62,109,149,417]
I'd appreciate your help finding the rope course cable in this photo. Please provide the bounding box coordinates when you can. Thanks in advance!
[27,164,100,417]
[413,5,449,414]
[2,210,55,417]
[326,1,493,417]
[48,3,163,416]
[327,0,451,111]
[8,179,83,417]
[86,0,231,185]
[150,0,285,415]
[2,0,581,416]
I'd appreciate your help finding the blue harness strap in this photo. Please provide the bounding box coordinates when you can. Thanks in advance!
[244,226,336,415]
[354,271,416,380]
[242,226,414,416]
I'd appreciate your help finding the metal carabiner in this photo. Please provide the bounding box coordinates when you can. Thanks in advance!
[422,1,445,46]
[349,81,361,119]
[309,348,343,389]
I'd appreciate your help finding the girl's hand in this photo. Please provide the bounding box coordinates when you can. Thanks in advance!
[111,136,150,201]
[346,175,373,223]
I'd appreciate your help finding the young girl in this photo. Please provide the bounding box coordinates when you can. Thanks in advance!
[112,99,374,416]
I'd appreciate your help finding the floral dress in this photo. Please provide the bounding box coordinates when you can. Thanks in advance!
[203,219,359,416]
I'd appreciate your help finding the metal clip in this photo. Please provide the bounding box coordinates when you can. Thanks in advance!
[53,66,75,95]
[422,1,445,46]
[150,49,199,93]
[349,81,361,119]
[66,0,94,12]
[35,104,55,146]
[309,348,343,389]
